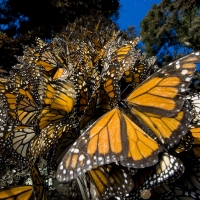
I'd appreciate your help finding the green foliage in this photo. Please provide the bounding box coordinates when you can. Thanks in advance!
[121,26,138,40]
[140,0,200,65]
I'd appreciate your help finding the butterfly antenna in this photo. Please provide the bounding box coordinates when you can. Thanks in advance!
[121,84,133,99]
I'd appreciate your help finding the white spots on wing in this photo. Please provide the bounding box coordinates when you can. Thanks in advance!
[73,141,77,146]
[98,156,103,161]
[70,170,73,175]
[175,63,180,69]
[185,77,191,82]
[79,154,85,161]
[181,69,188,75]
[86,160,91,165]
[74,148,79,153]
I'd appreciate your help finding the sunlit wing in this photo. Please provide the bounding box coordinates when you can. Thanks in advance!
[38,73,76,113]
[190,125,200,139]
[190,125,200,158]
[123,52,200,147]
[0,186,33,200]
[130,101,192,147]
[102,38,140,103]
[126,52,199,117]
[37,107,68,130]
[56,108,162,182]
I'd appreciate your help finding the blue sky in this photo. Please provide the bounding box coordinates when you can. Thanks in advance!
[117,0,161,33]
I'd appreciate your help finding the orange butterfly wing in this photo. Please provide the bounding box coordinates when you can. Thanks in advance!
[126,52,199,117]
[125,52,199,146]
[57,108,161,182]
[0,186,33,200]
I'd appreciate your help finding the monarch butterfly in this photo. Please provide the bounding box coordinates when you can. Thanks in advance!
[192,141,200,160]
[132,56,157,88]
[190,125,200,139]
[29,121,72,164]
[16,89,40,125]
[75,71,90,114]
[79,84,112,130]
[172,186,200,200]
[3,90,17,119]
[0,186,34,200]
[79,91,99,130]
[29,107,76,165]
[0,94,9,125]
[102,38,140,99]
[22,38,74,81]
[38,72,76,113]
[56,51,200,182]
[0,123,17,163]
[51,79,76,114]
[149,184,175,200]
[121,54,157,100]
[126,153,184,200]
[185,124,200,162]
[52,67,69,80]
[76,164,134,200]
[34,40,60,72]
[78,64,103,128]
[29,162,47,200]
[175,131,194,154]
[93,29,120,63]
[54,131,80,165]
[187,93,200,124]
[7,125,36,159]
[170,163,200,200]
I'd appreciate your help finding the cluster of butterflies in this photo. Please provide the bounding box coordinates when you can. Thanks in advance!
[0,16,200,199]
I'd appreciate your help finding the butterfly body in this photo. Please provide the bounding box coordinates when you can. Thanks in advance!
[57,51,200,183]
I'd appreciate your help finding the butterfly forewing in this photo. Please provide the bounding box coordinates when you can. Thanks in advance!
[126,51,200,117]
[131,100,192,147]
[56,108,162,182]
[0,186,33,200]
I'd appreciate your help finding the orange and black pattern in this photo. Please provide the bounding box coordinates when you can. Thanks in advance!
[1,15,200,200]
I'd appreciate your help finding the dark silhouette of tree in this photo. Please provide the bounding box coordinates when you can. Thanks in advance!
[0,0,120,69]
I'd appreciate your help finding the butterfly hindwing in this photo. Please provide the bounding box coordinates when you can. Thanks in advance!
[86,164,134,199]
[130,100,192,147]
[126,153,184,199]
